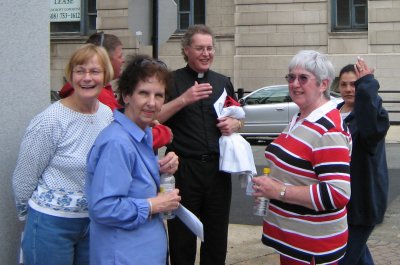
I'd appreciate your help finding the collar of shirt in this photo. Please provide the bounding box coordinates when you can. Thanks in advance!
[288,101,337,135]
[113,109,153,147]
[185,64,209,80]
[305,100,337,122]
[104,83,113,91]
[293,100,337,124]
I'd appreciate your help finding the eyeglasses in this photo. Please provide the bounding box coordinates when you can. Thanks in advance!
[136,58,168,69]
[73,68,104,77]
[190,46,215,54]
[285,73,315,85]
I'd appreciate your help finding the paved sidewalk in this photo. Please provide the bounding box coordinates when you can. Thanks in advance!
[222,195,400,265]
[368,195,400,265]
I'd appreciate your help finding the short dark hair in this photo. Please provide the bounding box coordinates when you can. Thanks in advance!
[339,64,356,79]
[117,54,172,106]
[181,24,215,62]
[86,32,122,57]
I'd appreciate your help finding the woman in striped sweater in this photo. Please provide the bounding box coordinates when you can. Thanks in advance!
[252,50,352,265]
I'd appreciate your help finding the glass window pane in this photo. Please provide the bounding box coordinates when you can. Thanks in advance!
[194,0,205,24]
[51,22,80,33]
[336,0,350,27]
[88,0,96,13]
[51,0,97,35]
[354,6,366,25]
[180,14,189,30]
[88,15,96,31]
[179,0,190,11]
[353,0,366,5]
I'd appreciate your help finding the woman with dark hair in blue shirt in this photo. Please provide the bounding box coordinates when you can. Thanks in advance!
[86,54,181,265]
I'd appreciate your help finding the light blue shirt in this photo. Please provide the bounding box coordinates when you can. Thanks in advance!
[86,110,167,265]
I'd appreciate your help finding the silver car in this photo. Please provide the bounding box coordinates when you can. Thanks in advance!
[239,85,342,139]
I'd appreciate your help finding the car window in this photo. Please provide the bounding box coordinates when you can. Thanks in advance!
[245,86,289,105]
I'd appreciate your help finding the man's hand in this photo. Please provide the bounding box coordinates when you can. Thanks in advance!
[216,117,241,136]
[180,81,213,105]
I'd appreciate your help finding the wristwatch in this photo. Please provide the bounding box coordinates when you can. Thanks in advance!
[279,185,287,201]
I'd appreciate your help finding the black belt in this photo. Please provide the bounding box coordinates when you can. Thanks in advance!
[180,153,219,162]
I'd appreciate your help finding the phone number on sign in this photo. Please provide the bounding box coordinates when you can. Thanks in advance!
[50,12,80,21]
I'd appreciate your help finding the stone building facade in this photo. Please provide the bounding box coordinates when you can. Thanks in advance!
[51,0,400,122]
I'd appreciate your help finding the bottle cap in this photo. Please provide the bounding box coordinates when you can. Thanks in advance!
[263,167,271,174]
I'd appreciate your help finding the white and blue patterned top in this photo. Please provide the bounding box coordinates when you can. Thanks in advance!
[12,101,113,220]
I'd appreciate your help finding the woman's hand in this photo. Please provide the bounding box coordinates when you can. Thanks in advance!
[149,189,181,214]
[252,175,283,200]
[253,175,315,209]
[159,151,179,174]
[355,56,375,79]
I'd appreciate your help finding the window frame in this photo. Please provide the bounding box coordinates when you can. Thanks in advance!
[175,0,205,32]
[331,0,368,32]
[50,0,97,36]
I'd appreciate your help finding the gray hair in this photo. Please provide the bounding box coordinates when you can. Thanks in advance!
[288,50,335,100]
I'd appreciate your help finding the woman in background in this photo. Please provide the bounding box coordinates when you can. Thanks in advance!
[337,58,389,265]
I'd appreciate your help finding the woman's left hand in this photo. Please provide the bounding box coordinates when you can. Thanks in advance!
[159,151,179,174]
[355,56,374,79]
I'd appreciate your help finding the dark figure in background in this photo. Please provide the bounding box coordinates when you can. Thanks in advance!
[59,32,125,110]
[338,58,390,265]
[157,24,242,265]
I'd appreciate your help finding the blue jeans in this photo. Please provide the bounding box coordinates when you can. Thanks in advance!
[22,207,90,265]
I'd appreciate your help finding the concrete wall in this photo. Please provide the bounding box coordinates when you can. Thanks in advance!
[0,1,50,264]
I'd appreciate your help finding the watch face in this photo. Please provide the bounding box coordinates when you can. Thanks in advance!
[280,186,287,199]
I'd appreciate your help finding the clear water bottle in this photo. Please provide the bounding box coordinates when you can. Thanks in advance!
[253,167,270,216]
[238,170,253,189]
[159,173,176,219]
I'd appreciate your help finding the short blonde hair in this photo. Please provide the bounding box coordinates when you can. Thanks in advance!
[65,44,114,85]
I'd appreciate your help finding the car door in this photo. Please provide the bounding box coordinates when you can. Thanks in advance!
[241,85,293,136]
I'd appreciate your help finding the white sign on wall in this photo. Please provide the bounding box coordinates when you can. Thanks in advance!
[50,0,81,22]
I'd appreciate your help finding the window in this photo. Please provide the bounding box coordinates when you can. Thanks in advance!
[331,0,367,32]
[244,86,290,105]
[175,0,205,31]
[50,0,96,35]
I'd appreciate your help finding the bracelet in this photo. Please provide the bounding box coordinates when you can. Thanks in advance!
[279,185,287,201]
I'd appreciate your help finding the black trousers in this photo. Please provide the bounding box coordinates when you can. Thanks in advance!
[338,224,375,265]
[167,157,232,265]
